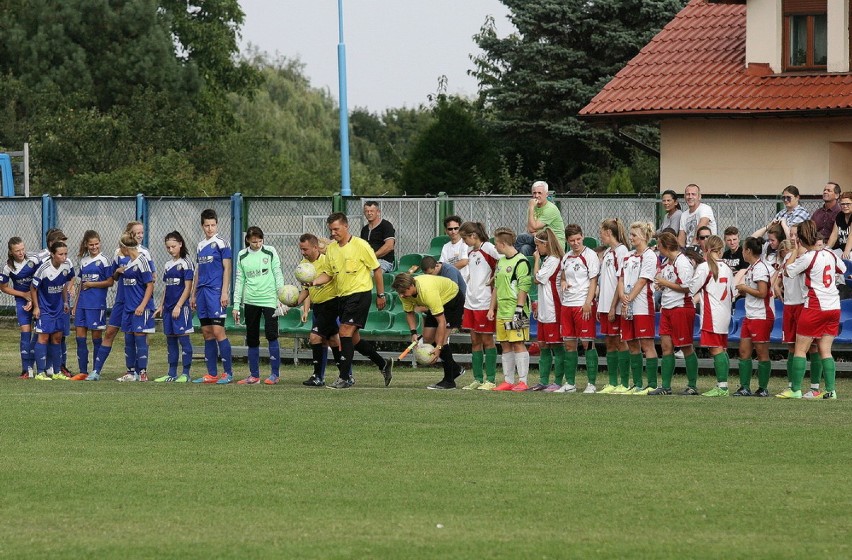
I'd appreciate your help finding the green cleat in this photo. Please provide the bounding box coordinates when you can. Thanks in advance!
[702,387,730,397]
[477,381,497,391]
[776,388,802,399]
[51,373,69,381]
[611,384,630,394]
[35,372,52,381]
[154,375,176,383]
[598,384,617,394]
[823,390,837,400]
[633,386,654,396]
[175,374,190,383]
[462,381,482,390]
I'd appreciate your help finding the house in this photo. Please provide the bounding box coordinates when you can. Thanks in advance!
[579,0,852,195]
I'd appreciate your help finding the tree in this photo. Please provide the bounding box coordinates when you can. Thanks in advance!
[471,0,687,190]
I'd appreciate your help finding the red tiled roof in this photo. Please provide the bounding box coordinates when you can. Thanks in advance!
[579,0,852,119]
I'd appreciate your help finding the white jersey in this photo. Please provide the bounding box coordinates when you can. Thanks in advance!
[690,261,733,334]
[560,247,600,307]
[440,239,470,282]
[464,242,499,311]
[659,252,695,309]
[598,244,628,315]
[620,247,657,316]
[680,203,717,243]
[781,263,806,305]
[743,259,774,320]
[785,249,846,311]
[535,255,561,323]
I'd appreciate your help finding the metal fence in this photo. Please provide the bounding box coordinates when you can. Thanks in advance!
[353,197,440,259]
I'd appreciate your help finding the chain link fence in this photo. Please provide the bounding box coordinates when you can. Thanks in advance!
[351,198,440,261]
[0,197,43,307]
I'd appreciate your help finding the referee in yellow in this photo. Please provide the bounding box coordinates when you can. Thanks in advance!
[392,272,465,389]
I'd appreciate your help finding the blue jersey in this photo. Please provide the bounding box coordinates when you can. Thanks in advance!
[0,253,41,295]
[196,235,231,290]
[32,260,75,317]
[163,257,194,308]
[77,253,112,309]
[113,246,154,304]
[121,254,155,312]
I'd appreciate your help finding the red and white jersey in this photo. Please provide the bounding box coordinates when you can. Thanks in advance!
[659,252,695,309]
[620,248,657,316]
[781,264,805,305]
[785,249,846,311]
[560,246,600,307]
[464,241,499,311]
[535,255,562,323]
[689,261,733,334]
[743,259,774,320]
[598,244,628,315]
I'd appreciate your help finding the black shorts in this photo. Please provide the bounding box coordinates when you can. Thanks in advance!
[311,298,339,339]
[338,291,371,329]
[244,303,278,347]
[423,289,464,329]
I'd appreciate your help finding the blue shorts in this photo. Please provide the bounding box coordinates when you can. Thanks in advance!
[163,305,194,336]
[74,308,106,330]
[108,301,125,328]
[35,314,65,334]
[122,308,155,334]
[15,299,32,327]
[196,287,226,320]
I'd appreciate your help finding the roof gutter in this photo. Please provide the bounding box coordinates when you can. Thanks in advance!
[613,126,659,158]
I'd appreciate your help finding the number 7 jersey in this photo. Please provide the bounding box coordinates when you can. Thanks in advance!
[689,261,733,334]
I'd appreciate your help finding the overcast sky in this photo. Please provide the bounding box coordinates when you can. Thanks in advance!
[238,0,513,111]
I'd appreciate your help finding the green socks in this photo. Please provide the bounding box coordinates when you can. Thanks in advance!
[757,360,771,390]
[471,350,484,383]
[661,354,676,389]
[822,357,836,392]
[618,351,630,387]
[646,356,658,388]
[789,356,807,392]
[552,345,565,385]
[484,347,497,383]
[738,358,752,389]
[630,353,643,388]
[606,351,618,386]
[586,347,598,385]
[538,347,553,385]
[564,351,579,385]
[685,352,699,388]
[713,353,729,383]
[810,353,823,385]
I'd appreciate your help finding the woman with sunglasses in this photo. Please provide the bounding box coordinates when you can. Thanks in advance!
[439,215,470,282]
[826,191,852,259]
[752,185,810,240]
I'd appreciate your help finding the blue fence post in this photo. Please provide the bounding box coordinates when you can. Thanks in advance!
[231,192,243,296]
[41,194,55,248]
[136,193,148,247]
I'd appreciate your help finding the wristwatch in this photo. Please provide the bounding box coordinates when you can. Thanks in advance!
[377,293,386,299]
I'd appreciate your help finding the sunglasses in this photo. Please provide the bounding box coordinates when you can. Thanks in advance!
[698,235,710,240]
[782,196,794,201]
[446,227,459,231]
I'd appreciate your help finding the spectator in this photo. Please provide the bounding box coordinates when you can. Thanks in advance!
[439,215,469,281]
[812,182,841,243]
[722,226,748,273]
[515,180,565,256]
[420,255,466,297]
[695,225,712,254]
[678,184,716,248]
[752,185,810,239]
[657,189,683,237]
[827,191,852,259]
[360,201,396,272]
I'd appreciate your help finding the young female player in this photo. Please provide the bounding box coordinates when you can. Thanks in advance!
[529,228,565,391]
[117,232,156,382]
[31,241,75,380]
[458,221,500,391]
[687,235,735,396]
[596,219,630,394]
[153,231,195,382]
[779,220,845,399]
[650,231,698,395]
[1,237,40,378]
[559,224,600,393]
[232,226,285,385]
[72,230,113,380]
[615,221,658,395]
[733,237,774,397]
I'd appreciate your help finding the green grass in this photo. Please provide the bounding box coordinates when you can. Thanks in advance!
[1,326,851,559]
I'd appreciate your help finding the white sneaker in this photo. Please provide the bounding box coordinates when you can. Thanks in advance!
[802,389,823,399]
[583,384,597,394]
[674,350,684,359]
[554,383,577,393]
[116,373,136,382]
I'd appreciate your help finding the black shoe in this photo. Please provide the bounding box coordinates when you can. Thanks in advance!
[753,387,770,397]
[680,386,699,396]
[427,380,456,390]
[381,358,393,387]
[453,367,465,381]
[328,377,354,389]
[302,376,325,387]
[732,386,752,397]
[648,387,672,395]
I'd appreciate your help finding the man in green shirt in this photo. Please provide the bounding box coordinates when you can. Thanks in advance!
[515,180,565,256]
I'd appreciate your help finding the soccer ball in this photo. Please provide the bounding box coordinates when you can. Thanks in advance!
[294,262,317,284]
[415,343,436,365]
[278,284,300,306]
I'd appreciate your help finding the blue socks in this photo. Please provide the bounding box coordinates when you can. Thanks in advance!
[166,336,179,377]
[134,336,148,371]
[179,336,193,375]
[35,341,47,373]
[20,331,32,372]
[93,344,113,374]
[219,339,232,376]
[124,333,136,373]
[248,346,260,377]
[49,342,61,374]
[204,339,218,375]
[76,336,88,373]
[269,339,280,377]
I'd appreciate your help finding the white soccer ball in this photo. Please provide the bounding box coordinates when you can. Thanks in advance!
[415,343,436,365]
[294,262,317,284]
[278,284,300,306]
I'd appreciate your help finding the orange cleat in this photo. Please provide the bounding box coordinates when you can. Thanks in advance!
[70,373,88,381]
[511,381,529,392]
[493,381,515,391]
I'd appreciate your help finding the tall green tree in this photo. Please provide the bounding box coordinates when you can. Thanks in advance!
[471,0,687,190]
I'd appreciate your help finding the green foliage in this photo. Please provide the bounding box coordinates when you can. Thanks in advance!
[606,167,634,193]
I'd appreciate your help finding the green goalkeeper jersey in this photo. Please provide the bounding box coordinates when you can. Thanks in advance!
[494,252,531,320]
[233,245,285,309]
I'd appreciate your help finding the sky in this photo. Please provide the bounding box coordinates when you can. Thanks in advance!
[237,0,513,111]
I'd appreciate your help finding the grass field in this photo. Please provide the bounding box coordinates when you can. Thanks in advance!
[1,326,851,559]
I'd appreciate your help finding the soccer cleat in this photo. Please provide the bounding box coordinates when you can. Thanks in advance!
[802,389,823,399]
[680,387,699,396]
[453,367,465,381]
[511,381,530,392]
[753,388,770,397]
[138,372,149,382]
[116,373,136,382]
[51,372,69,381]
[529,383,548,391]
[823,390,837,400]
[70,373,88,381]
[302,376,324,387]
[154,375,176,383]
[193,374,221,384]
[702,387,729,397]
[328,377,354,389]
[648,387,673,396]
[19,371,29,380]
[633,386,654,396]
[85,372,100,381]
[60,365,72,377]
[263,375,280,385]
[554,383,577,394]
[427,380,456,390]
[216,374,233,385]
[493,382,515,391]
[776,388,802,399]
[598,384,616,394]
[35,372,52,381]
[477,381,497,391]
[175,374,189,383]
[238,376,260,385]
[462,381,483,390]
[732,386,752,397]
[583,384,597,394]
[381,358,394,387]
[611,384,630,394]
[622,385,640,394]
[543,383,562,392]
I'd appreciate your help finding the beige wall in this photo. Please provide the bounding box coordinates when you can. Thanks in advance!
[660,117,852,195]
[746,0,782,72]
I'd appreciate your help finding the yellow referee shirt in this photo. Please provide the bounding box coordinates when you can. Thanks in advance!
[325,236,380,297]
[302,254,336,304]
[400,274,459,315]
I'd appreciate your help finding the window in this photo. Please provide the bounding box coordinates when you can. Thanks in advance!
[783,0,827,71]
